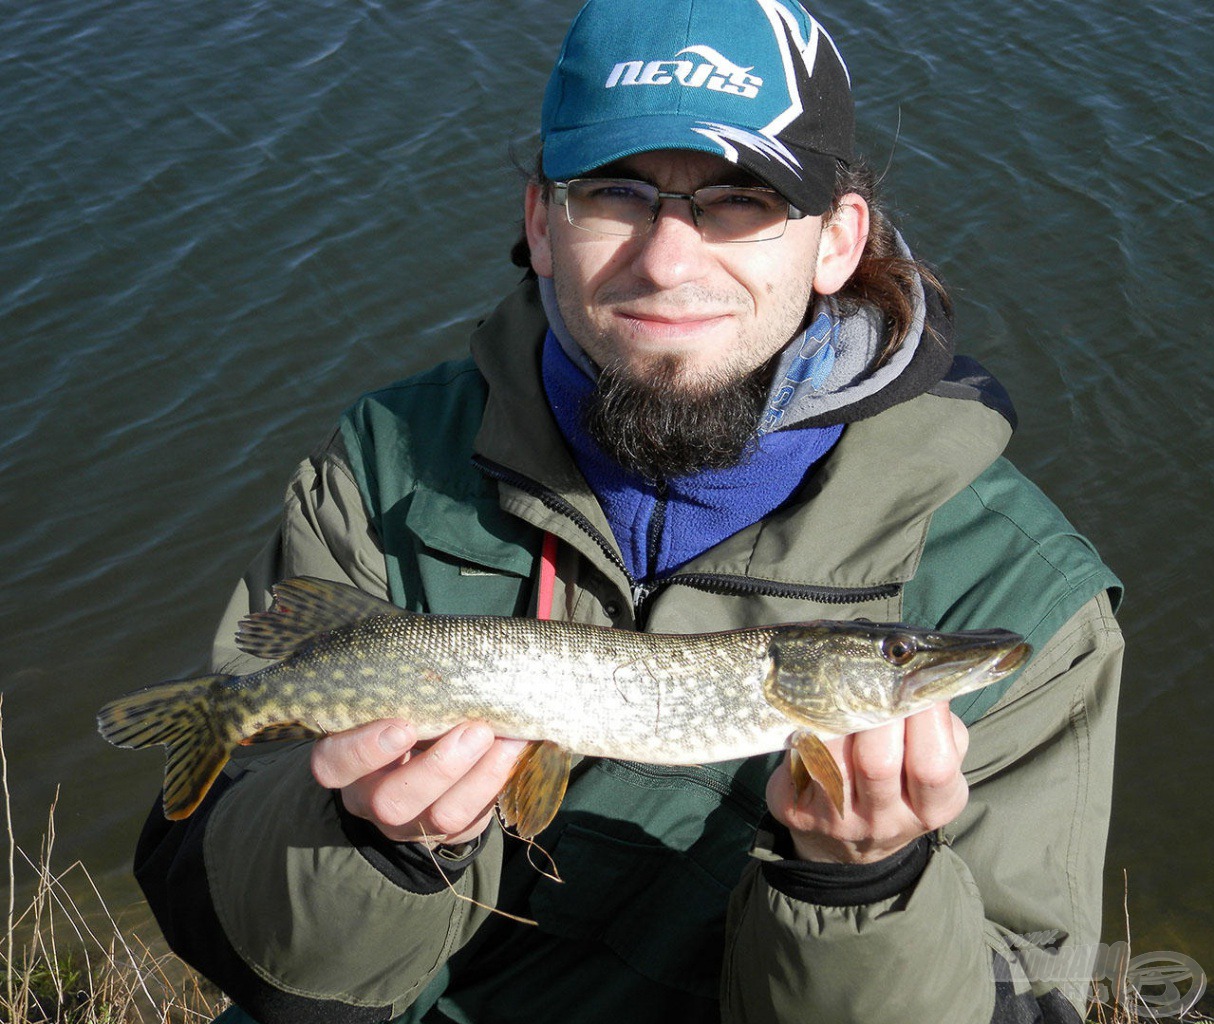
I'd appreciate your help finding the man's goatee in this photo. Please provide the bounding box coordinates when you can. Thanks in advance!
[582,358,769,481]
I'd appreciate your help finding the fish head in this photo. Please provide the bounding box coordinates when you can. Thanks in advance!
[763,621,1031,734]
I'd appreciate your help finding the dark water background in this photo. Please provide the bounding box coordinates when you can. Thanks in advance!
[2,0,1211,980]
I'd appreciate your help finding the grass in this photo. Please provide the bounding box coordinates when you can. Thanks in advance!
[1090,993,1213,1024]
[1,697,226,1024]
[1082,868,1211,1023]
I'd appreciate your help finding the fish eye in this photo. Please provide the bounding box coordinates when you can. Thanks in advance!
[881,635,917,665]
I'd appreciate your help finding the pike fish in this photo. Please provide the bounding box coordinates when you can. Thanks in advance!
[97,576,1030,836]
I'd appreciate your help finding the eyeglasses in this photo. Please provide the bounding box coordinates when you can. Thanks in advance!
[551,177,806,244]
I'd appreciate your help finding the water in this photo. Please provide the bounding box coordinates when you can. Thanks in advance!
[2,0,1211,979]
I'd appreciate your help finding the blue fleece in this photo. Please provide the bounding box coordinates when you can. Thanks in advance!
[541,333,843,581]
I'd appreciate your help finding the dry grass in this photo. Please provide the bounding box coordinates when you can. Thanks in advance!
[1089,995,1213,1024]
[1,697,226,1024]
[1083,869,1211,1024]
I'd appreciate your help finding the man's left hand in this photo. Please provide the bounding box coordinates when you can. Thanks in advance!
[765,703,970,864]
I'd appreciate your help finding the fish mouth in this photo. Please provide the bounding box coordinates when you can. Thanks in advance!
[992,642,1032,675]
[901,636,1031,702]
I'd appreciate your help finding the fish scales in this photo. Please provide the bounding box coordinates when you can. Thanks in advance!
[240,614,791,763]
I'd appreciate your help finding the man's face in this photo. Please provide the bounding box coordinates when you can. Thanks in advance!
[526,149,827,394]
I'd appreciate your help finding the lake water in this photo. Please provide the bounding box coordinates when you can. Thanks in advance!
[2,0,1211,989]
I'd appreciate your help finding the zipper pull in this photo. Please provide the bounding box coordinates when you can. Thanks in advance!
[631,580,655,627]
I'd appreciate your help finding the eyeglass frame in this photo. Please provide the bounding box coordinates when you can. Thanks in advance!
[549,177,808,243]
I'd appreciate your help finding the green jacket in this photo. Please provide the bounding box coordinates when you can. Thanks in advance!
[136,279,1123,1024]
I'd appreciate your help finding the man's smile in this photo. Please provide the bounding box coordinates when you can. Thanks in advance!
[614,307,736,342]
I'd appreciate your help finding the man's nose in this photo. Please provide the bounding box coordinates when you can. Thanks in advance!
[629,198,712,287]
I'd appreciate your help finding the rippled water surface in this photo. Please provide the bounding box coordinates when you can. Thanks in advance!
[2,0,1211,976]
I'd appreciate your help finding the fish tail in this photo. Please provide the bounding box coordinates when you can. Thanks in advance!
[97,674,239,820]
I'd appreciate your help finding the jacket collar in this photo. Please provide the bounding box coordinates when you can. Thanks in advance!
[470,277,1012,593]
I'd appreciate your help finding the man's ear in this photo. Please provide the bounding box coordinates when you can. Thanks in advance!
[524,182,553,279]
[813,193,869,296]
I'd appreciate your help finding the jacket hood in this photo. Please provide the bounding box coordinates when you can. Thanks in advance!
[786,280,959,428]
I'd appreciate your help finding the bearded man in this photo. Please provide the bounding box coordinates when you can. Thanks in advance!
[135,1,1123,1021]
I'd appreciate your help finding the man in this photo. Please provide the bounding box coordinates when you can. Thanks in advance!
[134,0,1123,1021]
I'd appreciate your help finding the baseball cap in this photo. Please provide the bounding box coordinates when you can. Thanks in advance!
[541,0,854,216]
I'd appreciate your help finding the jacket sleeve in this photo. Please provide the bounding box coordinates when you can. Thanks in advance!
[209,427,392,675]
[721,590,1123,1024]
[134,429,503,1024]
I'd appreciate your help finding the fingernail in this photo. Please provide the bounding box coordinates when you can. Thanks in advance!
[456,723,493,755]
[498,738,528,758]
[379,724,411,754]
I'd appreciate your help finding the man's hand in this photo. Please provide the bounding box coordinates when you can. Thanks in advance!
[766,703,970,864]
[311,719,527,846]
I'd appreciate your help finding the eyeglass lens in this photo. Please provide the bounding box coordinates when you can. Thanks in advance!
[562,178,792,242]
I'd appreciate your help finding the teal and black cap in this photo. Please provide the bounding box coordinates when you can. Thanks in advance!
[541,0,854,216]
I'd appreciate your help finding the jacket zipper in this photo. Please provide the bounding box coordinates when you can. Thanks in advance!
[473,456,901,622]
[656,571,902,606]
[645,481,668,580]
[609,760,734,798]
[474,455,660,625]
[473,454,631,579]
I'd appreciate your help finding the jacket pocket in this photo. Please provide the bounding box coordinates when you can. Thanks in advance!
[398,488,538,615]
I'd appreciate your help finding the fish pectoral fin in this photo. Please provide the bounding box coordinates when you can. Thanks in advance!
[239,720,324,745]
[235,577,408,661]
[790,730,846,816]
[497,740,572,841]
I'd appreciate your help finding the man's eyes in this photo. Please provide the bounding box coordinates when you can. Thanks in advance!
[586,183,652,202]
[698,188,782,211]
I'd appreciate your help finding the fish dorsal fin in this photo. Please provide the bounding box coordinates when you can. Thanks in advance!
[497,740,572,841]
[235,576,406,662]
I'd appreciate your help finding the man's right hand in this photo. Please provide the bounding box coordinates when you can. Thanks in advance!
[310,720,528,846]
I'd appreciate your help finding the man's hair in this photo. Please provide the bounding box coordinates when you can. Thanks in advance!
[826,159,951,364]
[510,155,950,366]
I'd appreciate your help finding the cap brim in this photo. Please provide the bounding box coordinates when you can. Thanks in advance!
[543,114,838,216]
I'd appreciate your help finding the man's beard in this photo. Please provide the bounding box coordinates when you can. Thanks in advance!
[582,357,770,481]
